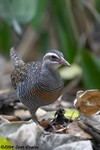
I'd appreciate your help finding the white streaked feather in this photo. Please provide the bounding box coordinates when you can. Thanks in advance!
[43,52,59,59]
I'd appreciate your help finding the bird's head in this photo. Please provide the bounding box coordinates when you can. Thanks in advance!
[42,50,71,69]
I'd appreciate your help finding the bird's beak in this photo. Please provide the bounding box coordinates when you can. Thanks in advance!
[59,57,71,67]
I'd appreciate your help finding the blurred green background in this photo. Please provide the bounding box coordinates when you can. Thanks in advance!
[0,0,100,90]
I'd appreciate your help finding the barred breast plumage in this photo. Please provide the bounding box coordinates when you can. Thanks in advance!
[10,47,70,122]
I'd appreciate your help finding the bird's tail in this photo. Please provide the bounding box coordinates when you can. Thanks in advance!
[10,47,25,67]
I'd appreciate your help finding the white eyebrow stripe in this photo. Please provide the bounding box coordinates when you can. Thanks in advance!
[44,52,59,58]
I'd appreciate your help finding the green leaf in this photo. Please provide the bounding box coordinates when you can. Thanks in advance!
[0,137,14,150]
[0,0,38,24]
[96,0,100,13]
[0,22,12,56]
[56,21,75,63]
[53,109,79,119]
[50,0,77,63]
[81,50,100,89]
[64,109,79,119]
[32,0,47,29]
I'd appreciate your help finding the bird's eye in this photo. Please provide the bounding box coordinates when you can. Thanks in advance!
[50,55,58,61]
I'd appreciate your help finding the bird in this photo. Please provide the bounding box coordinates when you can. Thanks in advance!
[10,47,70,122]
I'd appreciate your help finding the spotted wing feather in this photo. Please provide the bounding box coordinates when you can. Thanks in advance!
[10,47,25,67]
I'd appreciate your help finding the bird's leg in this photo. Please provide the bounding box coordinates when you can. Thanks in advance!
[30,112,39,125]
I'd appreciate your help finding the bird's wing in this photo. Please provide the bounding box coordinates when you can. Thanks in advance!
[10,66,27,89]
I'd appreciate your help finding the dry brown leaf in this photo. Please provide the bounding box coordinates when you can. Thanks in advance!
[67,122,92,139]
[55,127,68,134]
[40,119,51,128]
[1,115,21,122]
[74,90,100,115]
